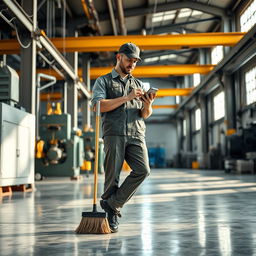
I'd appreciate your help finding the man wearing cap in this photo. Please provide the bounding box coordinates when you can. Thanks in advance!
[91,42,155,233]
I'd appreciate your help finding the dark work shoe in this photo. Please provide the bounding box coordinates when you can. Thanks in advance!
[100,200,120,233]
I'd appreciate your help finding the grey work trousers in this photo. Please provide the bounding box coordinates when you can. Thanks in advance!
[101,136,150,211]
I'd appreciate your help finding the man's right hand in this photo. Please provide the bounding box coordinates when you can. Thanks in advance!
[99,89,144,113]
[127,88,144,101]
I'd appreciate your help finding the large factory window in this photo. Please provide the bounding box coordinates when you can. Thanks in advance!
[152,10,176,23]
[240,0,256,32]
[193,73,201,87]
[183,119,186,136]
[176,96,180,104]
[144,54,176,63]
[245,66,256,105]
[211,46,224,65]
[213,91,225,120]
[195,108,201,131]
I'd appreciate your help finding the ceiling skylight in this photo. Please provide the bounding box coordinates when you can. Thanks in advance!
[152,10,176,23]
[152,8,203,24]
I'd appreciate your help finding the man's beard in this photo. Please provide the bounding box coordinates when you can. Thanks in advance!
[120,58,133,74]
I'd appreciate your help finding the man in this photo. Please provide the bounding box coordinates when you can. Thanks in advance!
[91,42,155,233]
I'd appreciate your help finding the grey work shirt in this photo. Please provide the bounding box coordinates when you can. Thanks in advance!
[91,69,146,137]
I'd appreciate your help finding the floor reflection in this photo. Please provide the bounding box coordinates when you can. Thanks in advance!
[0,169,256,256]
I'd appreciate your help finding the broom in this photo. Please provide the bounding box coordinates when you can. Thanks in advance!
[75,101,111,234]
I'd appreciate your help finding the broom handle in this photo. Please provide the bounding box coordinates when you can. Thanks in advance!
[93,101,100,209]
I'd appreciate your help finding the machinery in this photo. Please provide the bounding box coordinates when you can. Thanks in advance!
[148,146,166,168]
[81,129,104,176]
[0,62,35,187]
[0,62,19,107]
[224,123,256,173]
[35,110,84,179]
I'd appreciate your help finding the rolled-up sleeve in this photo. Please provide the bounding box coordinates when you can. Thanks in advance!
[91,77,107,107]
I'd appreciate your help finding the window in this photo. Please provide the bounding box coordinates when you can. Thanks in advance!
[213,91,225,120]
[152,10,176,23]
[177,8,203,19]
[159,54,176,61]
[152,8,203,23]
[193,73,201,87]
[245,66,256,105]
[183,119,186,136]
[144,57,159,63]
[240,0,256,32]
[176,96,180,104]
[211,46,224,65]
[145,54,177,63]
[195,108,201,131]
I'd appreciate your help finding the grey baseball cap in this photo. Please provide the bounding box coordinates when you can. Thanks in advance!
[118,42,141,61]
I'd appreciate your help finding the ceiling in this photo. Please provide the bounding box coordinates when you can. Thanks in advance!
[27,0,236,68]
[63,0,235,68]
[0,0,241,120]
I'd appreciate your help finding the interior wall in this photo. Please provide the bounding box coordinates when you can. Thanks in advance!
[145,123,177,164]
[140,78,176,89]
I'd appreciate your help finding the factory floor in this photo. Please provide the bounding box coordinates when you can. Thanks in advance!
[1,168,256,256]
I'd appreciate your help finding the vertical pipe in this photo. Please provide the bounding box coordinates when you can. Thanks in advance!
[116,0,126,35]
[32,0,37,115]
[82,54,91,129]
[62,0,66,56]
[63,81,67,114]
[107,0,118,35]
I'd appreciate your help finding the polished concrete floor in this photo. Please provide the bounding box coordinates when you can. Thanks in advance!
[1,168,256,256]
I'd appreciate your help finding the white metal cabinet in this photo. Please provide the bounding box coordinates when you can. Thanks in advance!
[0,103,35,186]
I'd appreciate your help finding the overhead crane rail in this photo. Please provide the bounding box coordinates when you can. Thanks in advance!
[36,64,215,80]
[0,33,246,55]
[40,87,194,101]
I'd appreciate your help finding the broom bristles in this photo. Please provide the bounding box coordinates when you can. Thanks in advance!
[75,217,111,234]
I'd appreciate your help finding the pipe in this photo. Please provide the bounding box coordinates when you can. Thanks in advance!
[88,0,102,35]
[116,0,126,35]
[81,0,103,35]
[37,73,57,91]
[107,0,118,35]
[36,73,56,139]
[81,0,91,19]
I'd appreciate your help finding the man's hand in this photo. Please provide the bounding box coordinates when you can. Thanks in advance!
[140,93,156,119]
[97,88,145,113]
[140,93,156,107]
[127,88,144,101]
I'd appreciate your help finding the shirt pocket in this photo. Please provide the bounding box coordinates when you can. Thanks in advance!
[111,82,123,98]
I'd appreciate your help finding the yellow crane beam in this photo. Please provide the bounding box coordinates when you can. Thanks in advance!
[152,105,179,109]
[36,64,215,80]
[40,92,62,101]
[157,88,193,97]
[0,32,245,54]
[40,88,192,101]
[40,88,193,101]
[90,65,215,79]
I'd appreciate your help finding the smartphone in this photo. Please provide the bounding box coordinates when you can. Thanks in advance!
[147,87,158,94]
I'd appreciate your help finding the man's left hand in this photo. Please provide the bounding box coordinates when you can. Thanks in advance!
[140,93,156,108]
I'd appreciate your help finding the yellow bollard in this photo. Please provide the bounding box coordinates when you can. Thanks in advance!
[192,161,200,169]
[81,160,92,171]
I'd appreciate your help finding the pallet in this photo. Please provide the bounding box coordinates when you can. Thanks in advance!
[12,184,34,192]
[0,184,34,197]
[0,186,12,197]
